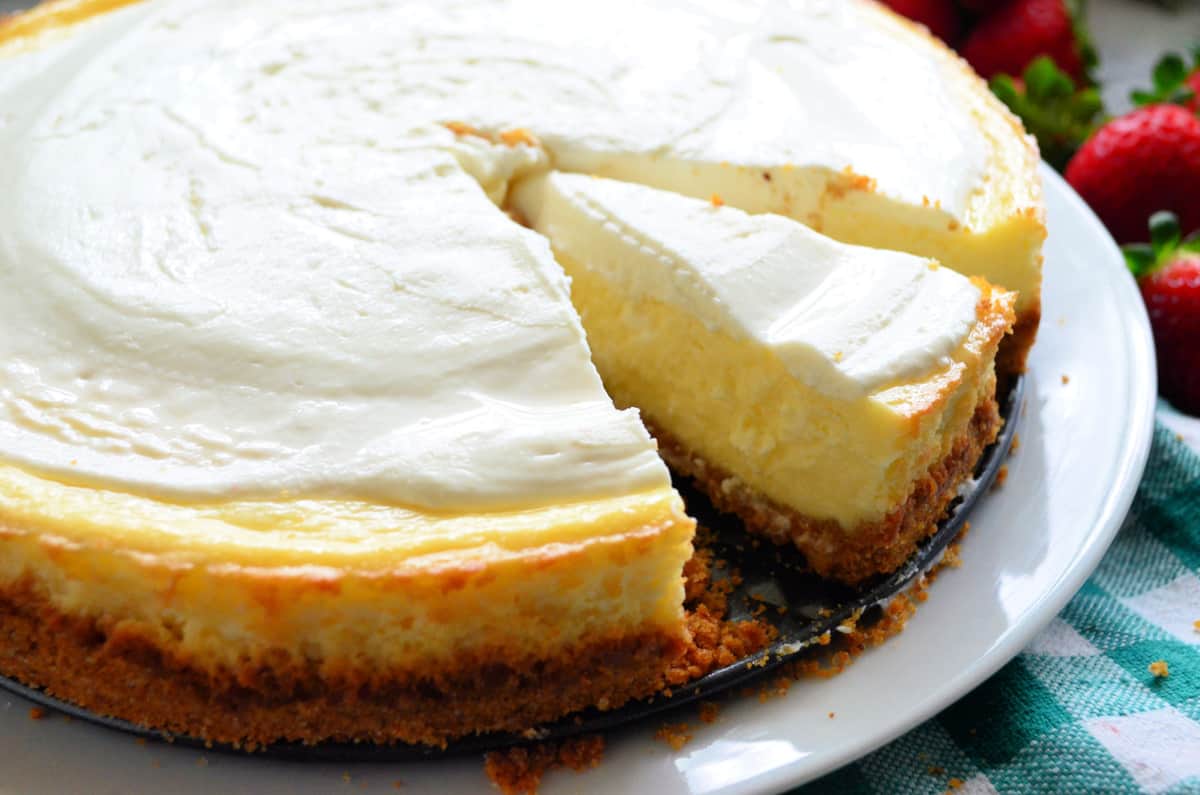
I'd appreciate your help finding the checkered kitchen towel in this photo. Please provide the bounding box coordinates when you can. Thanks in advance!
[802,424,1200,795]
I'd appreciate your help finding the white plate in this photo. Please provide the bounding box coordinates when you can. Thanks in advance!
[0,166,1156,795]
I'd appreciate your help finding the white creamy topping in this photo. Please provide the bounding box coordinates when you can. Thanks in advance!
[513,174,980,399]
[0,0,988,509]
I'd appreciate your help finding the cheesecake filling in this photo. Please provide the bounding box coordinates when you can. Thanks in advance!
[0,0,991,513]
[513,174,1007,529]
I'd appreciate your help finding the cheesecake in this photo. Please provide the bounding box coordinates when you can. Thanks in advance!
[0,0,1041,747]
[512,173,1015,583]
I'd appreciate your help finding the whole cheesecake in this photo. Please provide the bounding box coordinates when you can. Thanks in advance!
[0,0,1043,747]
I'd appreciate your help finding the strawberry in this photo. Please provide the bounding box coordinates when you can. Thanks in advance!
[1131,48,1200,113]
[1065,104,1200,244]
[1124,212,1200,416]
[961,0,1088,82]
[957,0,1011,12]
[878,0,961,44]
[990,56,1104,170]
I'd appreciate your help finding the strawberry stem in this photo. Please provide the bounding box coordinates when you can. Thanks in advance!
[1123,211,1200,279]
[1130,48,1200,108]
[1124,244,1156,279]
[990,56,1105,171]
[1150,211,1182,257]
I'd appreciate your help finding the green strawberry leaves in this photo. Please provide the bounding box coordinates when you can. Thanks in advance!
[1131,48,1200,108]
[1124,244,1156,278]
[990,56,1105,170]
[1124,211,1200,280]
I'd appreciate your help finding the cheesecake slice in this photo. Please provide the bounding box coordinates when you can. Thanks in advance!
[512,173,1015,583]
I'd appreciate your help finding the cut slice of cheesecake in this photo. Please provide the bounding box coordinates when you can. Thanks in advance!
[512,173,1015,583]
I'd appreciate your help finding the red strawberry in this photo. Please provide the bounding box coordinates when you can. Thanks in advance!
[958,0,1011,12]
[1131,49,1200,113]
[1065,104,1200,244]
[1125,213,1200,416]
[878,0,962,44]
[961,0,1085,81]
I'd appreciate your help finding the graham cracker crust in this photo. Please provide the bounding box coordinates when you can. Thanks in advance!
[0,582,684,748]
[651,395,1002,585]
[997,307,1040,377]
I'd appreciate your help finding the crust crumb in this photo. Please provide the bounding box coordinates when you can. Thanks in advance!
[443,122,540,150]
[667,537,775,687]
[499,128,539,148]
[993,465,1008,489]
[1149,660,1169,678]
[1061,374,1070,385]
[838,166,877,192]
[655,722,693,751]
[443,120,483,138]
[782,547,948,682]
[947,777,965,790]
[28,706,46,720]
[710,193,725,208]
[484,735,604,795]
[698,701,719,724]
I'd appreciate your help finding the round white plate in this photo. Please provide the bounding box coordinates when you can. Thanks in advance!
[0,166,1156,795]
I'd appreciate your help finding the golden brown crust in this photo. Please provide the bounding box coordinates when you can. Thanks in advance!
[998,306,1041,377]
[0,582,684,748]
[484,735,605,795]
[650,395,1001,585]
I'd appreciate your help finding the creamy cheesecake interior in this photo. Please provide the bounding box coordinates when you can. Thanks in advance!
[513,174,1015,582]
[0,0,1042,746]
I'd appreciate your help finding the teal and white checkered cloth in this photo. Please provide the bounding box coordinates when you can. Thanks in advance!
[801,424,1200,794]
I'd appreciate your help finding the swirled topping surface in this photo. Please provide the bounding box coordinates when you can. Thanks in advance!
[0,0,987,509]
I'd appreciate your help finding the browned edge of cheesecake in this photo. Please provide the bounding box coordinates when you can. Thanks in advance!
[997,304,1041,377]
[0,582,684,749]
